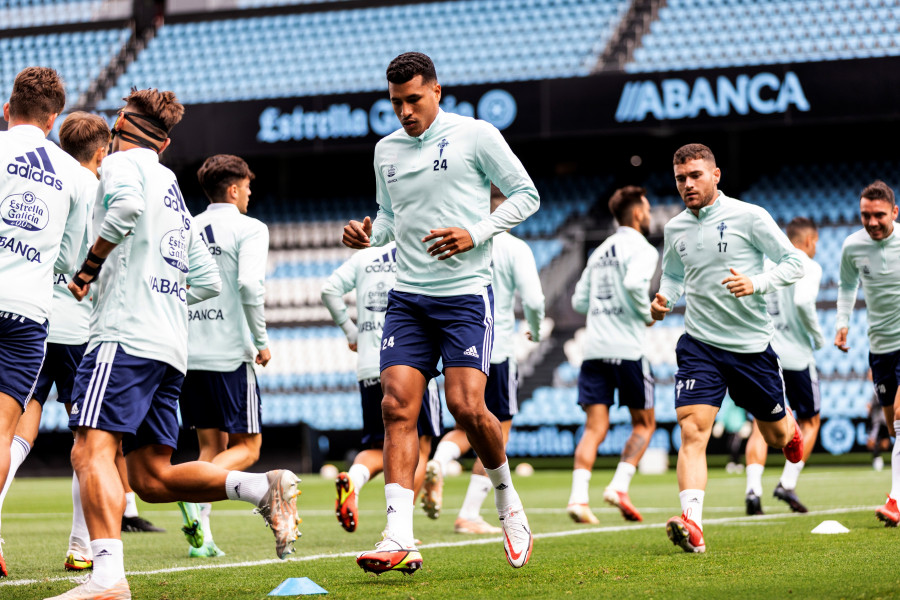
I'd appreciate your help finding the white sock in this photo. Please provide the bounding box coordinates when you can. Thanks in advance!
[779,460,804,490]
[348,463,371,494]
[485,461,521,513]
[745,463,764,496]
[90,538,125,588]
[679,489,705,529]
[199,502,213,543]
[891,421,900,501]
[608,462,637,493]
[69,472,90,553]
[568,468,592,505]
[433,440,462,472]
[458,474,492,520]
[0,436,30,530]
[384,483,415,545]
[123,491,139,518]
[225,471,269,505]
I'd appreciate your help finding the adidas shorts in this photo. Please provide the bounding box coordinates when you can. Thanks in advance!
[33,342,87,406]
[380,287,494,378]
[674,333,787,422]
[870,349,900,408]
[359,377,443,444]
[179,363,261,434]
[782,365,820,419]
[577,357,654,411]
[485,358,519,421]
[69,342,184,454]
[0,311,48,409]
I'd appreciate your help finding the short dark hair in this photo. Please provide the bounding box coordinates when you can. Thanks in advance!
[386,52,437,85]
[197,154,255,203]
[673,143,716,166]
[785,216,817,243]
[59,112,110,164]
[8,67,66,123]
[608,186,647,225]
[123,88,184,132]
[861,180,895,206]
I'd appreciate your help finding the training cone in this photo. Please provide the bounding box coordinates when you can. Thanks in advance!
[268,577,328,595]
[811,520,850,534]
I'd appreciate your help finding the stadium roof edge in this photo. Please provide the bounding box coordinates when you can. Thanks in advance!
[165,0,450,25]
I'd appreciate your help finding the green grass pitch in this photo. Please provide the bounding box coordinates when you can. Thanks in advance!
[1,464,897,599]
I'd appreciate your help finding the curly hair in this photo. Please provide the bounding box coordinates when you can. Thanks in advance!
[861,180,895,206]
[386,52,437,85]
[123,88,184,132]
[673,143,716,166]
[8,67,65,122]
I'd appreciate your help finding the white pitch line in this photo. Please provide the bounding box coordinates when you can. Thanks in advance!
[0,505,878,588]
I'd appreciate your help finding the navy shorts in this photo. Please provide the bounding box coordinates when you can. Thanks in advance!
[782,365,820,419]
[485,358,519,421]
[70,343,185,454]
[577,358,654,410]
[0,311,48,409]
[358,377,443,445]
[380,288,494,378]
[674,333,787,422]
[179,363,261,434]
[33,342,87,405]
[870,349,900,407]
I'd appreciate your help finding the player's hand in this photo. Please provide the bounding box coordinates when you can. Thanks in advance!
[256,347,271,366]
[722,268,754,297]
[422,227,474,260]
[343,217,372,249]
[348,342,358,352]
[650,293,669,321]
[68,277,91,301]
[835,327,850,353]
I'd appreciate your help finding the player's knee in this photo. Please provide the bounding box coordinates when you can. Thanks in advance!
[449,403,485,429]
[130,476,167,503]
[381,394,411,425]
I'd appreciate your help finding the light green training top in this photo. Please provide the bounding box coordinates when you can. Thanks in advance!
[837,225,900,355]
[370,109,539,297]
[766,254,826,371]
[491,231,545,363]
[658,192,805,353]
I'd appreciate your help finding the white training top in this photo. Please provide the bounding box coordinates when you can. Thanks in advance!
[88,148,221,373]
[0,124,86,324]
[187,203,270,372]
[766,254,826,371]
[490,232,545,363]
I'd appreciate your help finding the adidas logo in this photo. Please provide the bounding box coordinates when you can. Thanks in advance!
[386,505,396,515]
[7,147,64,190]
[364,248,398,273]
[771,404,784,414]
[464,346,479,358]
[70,404,80,415]
[496,483,508,491]
[234,482,242,497]
[95,549,112,558]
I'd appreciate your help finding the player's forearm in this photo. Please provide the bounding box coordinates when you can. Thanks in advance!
[98,192,145,245]
[186,279,221,305]
[369,214,395,247]
[796,301,826,350]
[241,302,269,349]
[467,188,539,247]
[836,285,858,330]
[321,287,350,327]
[749,250,804,295]
[657,276,684,309]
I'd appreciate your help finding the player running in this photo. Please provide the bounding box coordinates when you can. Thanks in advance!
[651,143,804,554]
[834,180,900,527]
[0,67,87,577]
[566,186,658,525]
[176,154,272,558]
[343,52,539,574]
[47,89,299,600]
[428,185,545,534]
[321,241,442,535]
[745,217,825,515]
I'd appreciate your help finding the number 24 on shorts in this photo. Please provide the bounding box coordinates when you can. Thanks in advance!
[382,336,395,350]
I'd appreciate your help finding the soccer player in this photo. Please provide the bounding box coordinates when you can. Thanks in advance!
[651,143,804,554]
[321,241,443,534]
[566,186,658,525]
[48,89,300,600]
[176,154,272,558]
[343,52,539,573]
[744,217,825,515]
[428,185,545,534]
[835,180,900,526]
[0,66,87,577]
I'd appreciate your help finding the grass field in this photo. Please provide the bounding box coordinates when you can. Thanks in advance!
[1,464,897,599]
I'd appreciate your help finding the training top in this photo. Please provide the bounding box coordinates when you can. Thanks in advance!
[48,165,100,345]
[88,148,221,373]
[322,242,397,381]
[490,232,545,363]
[573,226,659,361]
[658,192,804,353]
[766,254,825,371]
[0,124,86,324]
[369,110,539,297]
[187,203,270,372]
[837,226,900,355]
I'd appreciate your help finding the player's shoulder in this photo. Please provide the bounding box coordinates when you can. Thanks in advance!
[841,228,871,249]
[805,255,823,276]
[238,212,269,234]
[663,209,693,232]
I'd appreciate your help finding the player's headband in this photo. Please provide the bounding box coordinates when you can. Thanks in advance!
[111,110,168,153]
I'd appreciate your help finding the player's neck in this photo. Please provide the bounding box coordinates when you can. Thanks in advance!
[8,119,50,136]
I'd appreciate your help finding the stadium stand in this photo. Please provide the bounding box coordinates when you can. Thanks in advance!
[0,0,129,29]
